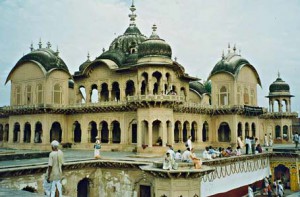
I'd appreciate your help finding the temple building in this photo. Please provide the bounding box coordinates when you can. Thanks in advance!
[0,3,297,153]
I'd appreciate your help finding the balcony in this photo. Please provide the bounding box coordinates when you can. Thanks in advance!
[127,94,185,103]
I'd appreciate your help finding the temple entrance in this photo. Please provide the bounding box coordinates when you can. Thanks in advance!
[140,185,151,197]
[131,123,137,143]
[274,164,290,189]
[202,121,209,142]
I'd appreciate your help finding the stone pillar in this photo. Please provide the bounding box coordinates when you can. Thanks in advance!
[279,99,282,112]
[108,88,112,101]
[168,123,174,146]
[109,123,113,144]
[271,100,274,112]
[231,118,238,148]
[87,123,91,143]
[148,122,152,147]
[19,123,23,143]
[86,86,91,104]
[186,123,191,139]
[196,123,202,142]
[8,124,13,143]
[269,101,272,112]
[179,124,183,143]
[194,124,198,142]
[162,122,167,147]
[98,123,102,142]
[30,121,35,144]
[137,121,142,147]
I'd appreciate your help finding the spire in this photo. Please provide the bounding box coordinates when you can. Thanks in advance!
[30,42,34,52]
[227,43,231,53]
[222,50,225,59]
[278,71,280,78]
[233,44,236,53]
[38,38,42,49]
[46,41,52,49]
[129,0,137,26]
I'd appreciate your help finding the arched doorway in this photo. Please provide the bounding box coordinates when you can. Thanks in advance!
[77,178,91,197]
[23,122,31,143]
[274,164,290,189]
[191,122,197,142]
[125,80,135,97]
[73,121,82,143]
[34,122,43,143]
[13,122,20,142]
[100,121,109,143]
[202,121,209,142]
[141,120,149,145]
[131,121,137,144]
[251,123,256,137]
[112,121,121,143]
[283,125,288,141]
[218,122,230,142]
[174,121,181,143]
[88,121,97,143]
[50,122,62,142]
[0,124,3,141]
[183,121,189,143]
[152,120,162,146]
[245,122,249,137]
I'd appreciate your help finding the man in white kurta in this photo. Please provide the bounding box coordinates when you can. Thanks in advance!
[187,136,192,150]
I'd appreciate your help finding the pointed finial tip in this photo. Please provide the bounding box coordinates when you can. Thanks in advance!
[152,24,157,31]
[87,52,90,60]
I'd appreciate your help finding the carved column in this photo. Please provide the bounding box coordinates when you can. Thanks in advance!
[86,86,91,104]
[19,123,23,143]
[30,121,35,144]
[197,123,202,142]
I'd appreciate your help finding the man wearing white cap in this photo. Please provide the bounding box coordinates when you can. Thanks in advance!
[46,140,64,197]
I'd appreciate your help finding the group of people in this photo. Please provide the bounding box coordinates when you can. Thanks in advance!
[163,136,202,170]
[237,135,264,155]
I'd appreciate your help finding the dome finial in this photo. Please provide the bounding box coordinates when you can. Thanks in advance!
[46,41,52,49]
[233,44,236,53]
[129,0,137,26]
[278,71,280,78]
[30,42,34,52]
[87,52,90,60]
[222,50,225,59]
[150,24,160,39]
[102,48,105,52]
[38,38,42,49]
[228,43,231,53]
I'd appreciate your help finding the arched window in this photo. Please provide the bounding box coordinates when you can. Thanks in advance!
[220,86,229,105]
[26,85,32,105]
[15,86,21,105]
[283,125,288,141]
[79,86,86,103]
[237,122,243,137]
[36,84,43,104]
[141,72,148,95]
[91,84,98,103]
[275,125,281,139]
[100,83,109,101]
[53,84,62,104]
[73,121,82,143]
[100,121,109,143]
[152,71,162,95]
[111,82,120,101]
[125,80,135,96]
[13,123,20,142]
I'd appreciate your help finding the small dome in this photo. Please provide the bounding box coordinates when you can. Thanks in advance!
[210,52,249,76]
[98,49,126,66]
[189,81,209,95]
[138,25,172,59]
[79,54,91,72]
[16,48,69,72]
[269,77,290,93]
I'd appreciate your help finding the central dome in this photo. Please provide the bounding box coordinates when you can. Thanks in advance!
[138,25,172,59]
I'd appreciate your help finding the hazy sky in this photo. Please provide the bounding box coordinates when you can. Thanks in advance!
[0,0,299,113]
